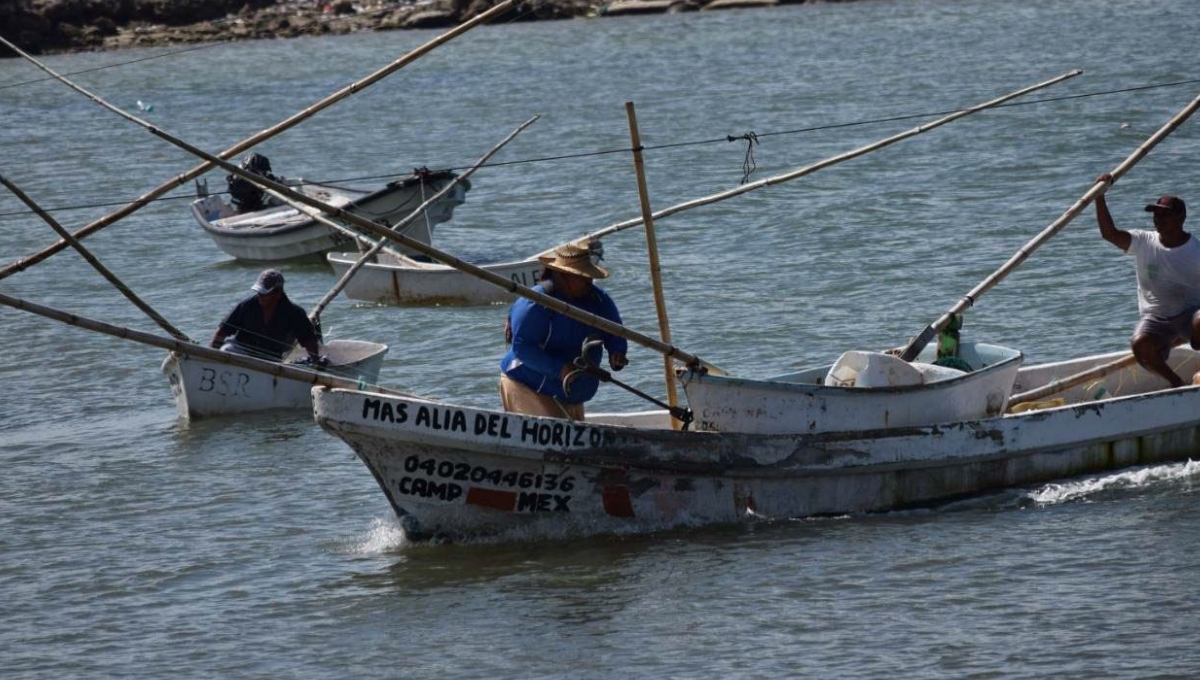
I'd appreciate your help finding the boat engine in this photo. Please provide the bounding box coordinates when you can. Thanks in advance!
[227,153,279,213]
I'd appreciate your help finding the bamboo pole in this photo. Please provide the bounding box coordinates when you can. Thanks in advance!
[898,89,1200,362]
[0,172,192,342]
[0,289,409,395]
[1008,354,1137,406]
[308,115,541,323]
[21,60,721,374]
[539,70,1084,258]
[624,102,681,429]
[0,0,514,281]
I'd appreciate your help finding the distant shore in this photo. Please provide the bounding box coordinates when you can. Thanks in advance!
[1,0,831,57]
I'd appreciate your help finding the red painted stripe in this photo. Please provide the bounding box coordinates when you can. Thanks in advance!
[466,487,517,512]
[602,485,635,518]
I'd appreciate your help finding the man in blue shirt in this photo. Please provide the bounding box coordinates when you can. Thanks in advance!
[210,269,323,363]
[500,242,628,420]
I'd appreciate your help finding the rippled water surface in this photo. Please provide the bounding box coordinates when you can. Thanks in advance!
[3,0,1200,677]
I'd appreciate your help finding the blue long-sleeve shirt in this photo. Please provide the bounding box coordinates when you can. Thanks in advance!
[500,283,628,404]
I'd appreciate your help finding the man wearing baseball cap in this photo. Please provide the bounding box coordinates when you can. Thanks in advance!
[210,268,324,364]
[1095,172,1200,387]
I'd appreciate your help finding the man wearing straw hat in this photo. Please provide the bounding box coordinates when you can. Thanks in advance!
[1095,173,1200,387]
[500,241,628,420]
[210,268,324,365]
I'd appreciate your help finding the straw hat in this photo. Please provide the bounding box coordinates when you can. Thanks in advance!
[538,241,608,280]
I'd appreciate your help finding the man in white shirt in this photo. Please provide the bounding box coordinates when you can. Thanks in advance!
[1095,172,1200,387]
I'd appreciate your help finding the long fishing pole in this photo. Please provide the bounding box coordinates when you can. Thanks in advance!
[17,54,719,372]
[0,0,516,282]
[0,172,192,342]
[20,48,1081,375]
[898,89,1200,362]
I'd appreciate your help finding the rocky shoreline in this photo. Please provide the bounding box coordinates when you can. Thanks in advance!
[1,0,821,57]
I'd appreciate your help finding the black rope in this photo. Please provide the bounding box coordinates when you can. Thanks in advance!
[4,78,1198,222]
[727,131,759,184]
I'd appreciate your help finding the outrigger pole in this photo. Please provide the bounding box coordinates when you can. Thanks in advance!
[543,70,1084,257]
[0,0,516,281]
[307,115,542,325]
[17,50,1085,374]
[0,172,192,342]
[16,57,721,372]
[898,89,1200,362]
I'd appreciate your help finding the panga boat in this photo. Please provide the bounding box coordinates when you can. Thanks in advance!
[190,170,469,262]
[312,347,1200,541]
[681,341,1023,434]
[326,250,544,305]
[163,339,388,418]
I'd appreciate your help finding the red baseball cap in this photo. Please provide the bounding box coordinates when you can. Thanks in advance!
[1145,195,1186,220]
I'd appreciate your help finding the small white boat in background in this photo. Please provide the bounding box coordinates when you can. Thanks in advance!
[163,339,388,419]
[326,250,544,305]
[191,170,469,262]
[680,342,1024,434]
[312,347,1200,541]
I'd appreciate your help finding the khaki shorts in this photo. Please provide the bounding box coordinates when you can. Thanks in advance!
[499,374,584,421]
[1133,307,1200,360]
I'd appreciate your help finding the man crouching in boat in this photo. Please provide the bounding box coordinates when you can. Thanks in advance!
[209,269,325,365]
[499,242,628,420]
[1096,173,1200,387]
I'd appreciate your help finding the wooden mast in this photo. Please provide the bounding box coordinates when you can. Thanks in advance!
[624,102,681,428]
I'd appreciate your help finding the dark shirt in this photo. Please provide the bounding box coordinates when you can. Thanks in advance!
[500,283,627,404]
[218,293,316,360]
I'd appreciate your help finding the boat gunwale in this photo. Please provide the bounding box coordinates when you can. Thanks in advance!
[191,169,462,239]
[681,344,1024,396]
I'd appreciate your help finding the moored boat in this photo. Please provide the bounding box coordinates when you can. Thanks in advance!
[312,347,1200,541]
[164,339,388,418]
[680,341,1023,434]
[191,170,469,262]
[326,250,544,305]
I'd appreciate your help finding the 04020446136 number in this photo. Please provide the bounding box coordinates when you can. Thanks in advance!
[403,454,574,492]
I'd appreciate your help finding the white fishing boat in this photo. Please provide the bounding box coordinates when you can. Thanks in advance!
[191,170,469,262]
[680,341,1023,434]
[164,339,388,418]
[312,347,1200,541]
[326,250,544,305]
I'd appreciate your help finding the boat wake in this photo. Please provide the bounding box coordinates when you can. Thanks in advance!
[1026,459,1200,506]
[334,517,409,554]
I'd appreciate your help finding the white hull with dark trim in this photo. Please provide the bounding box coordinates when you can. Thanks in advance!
[326,251,545,305]
[680,342,1024,435]
[191,172,468,262]
[313,348,1200,541]
[164,339,388,418]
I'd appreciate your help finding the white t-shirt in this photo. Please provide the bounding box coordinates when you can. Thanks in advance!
[1126,229,1200,317]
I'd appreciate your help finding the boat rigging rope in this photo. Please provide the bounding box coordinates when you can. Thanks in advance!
[727,131,759,184]
[5,78,1200,222]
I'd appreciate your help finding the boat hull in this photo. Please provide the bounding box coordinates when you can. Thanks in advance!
[681,342,1024,434]
[326,253,544,305]
[312,349,1200,540]
[164,339,388,418]
[192,172,467,262]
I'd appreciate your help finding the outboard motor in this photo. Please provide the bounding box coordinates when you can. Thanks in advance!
[227,153,278,213]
